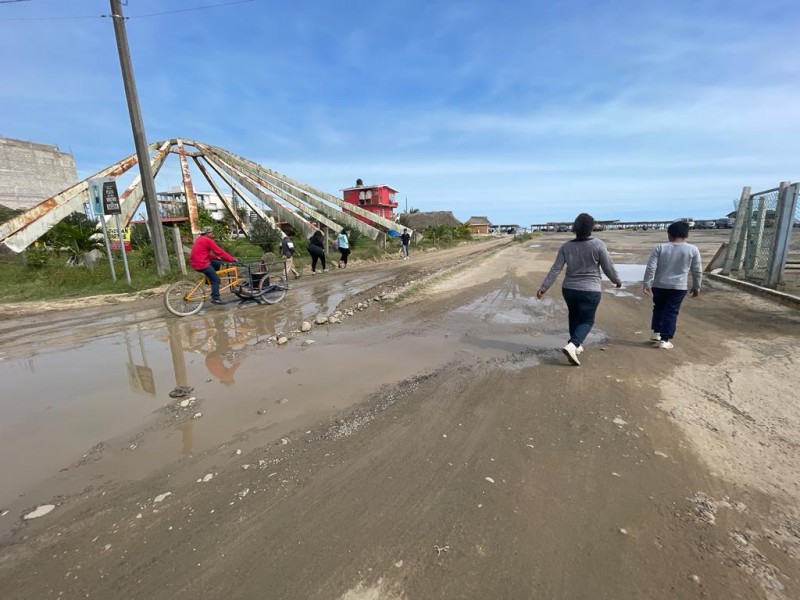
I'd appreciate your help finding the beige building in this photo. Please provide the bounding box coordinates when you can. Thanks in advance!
[0,136,78,210]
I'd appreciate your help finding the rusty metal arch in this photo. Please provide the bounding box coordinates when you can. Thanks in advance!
[0,139,412,253]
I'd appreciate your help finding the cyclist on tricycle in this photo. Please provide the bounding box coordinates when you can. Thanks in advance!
[189,226,237,305]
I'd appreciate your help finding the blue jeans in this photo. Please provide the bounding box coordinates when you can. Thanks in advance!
[197,260,222,300]
[651,288,687,341]
[561,288,601,347]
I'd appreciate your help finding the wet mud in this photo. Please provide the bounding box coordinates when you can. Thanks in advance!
[1,232,799,600]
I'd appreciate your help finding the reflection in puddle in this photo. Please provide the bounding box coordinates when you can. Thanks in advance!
[605,263,646,282]
[603,264,646,300]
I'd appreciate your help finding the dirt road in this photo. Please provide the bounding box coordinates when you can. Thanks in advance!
[1,231,798,599]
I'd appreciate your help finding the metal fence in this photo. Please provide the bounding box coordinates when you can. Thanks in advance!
[722,182,799,289]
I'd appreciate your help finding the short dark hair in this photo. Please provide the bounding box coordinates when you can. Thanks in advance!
[668,221,690,239]
[572,213,595,238]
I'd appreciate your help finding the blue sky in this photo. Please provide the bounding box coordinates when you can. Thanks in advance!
[1,0,799,224]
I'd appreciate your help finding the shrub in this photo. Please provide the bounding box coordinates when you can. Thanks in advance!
[25,247,51,269]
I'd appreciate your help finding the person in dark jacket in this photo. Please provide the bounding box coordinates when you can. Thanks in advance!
[307,230,327,274]
[400,229,411,259]
[537,213,621,366]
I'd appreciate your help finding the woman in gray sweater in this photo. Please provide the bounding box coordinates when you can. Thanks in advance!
[537,213,622,366]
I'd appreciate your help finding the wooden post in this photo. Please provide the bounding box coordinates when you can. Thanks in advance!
[172,224,187,275]
[766,182,798,288]
[722,186,751,275]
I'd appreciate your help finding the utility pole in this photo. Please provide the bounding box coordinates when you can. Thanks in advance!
[109,0,170,276]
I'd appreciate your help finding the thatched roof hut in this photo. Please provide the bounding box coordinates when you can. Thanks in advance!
[396,211,462,230]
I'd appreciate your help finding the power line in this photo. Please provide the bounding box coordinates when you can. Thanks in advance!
[0,0,255,21]
[127,0,256,19]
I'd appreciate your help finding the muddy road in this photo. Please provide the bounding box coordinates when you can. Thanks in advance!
[1,231,798,600]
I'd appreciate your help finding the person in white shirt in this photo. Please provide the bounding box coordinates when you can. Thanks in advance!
[642,221,702,349]
[280,233,301,279]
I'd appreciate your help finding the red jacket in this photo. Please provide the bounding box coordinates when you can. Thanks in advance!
[189,235,236,270]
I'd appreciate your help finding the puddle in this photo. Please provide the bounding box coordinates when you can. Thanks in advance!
[0,271,605,524]
[605,288,640,299]
[604,263,646,282]
[1,294,541,518]
[452,281,557,325]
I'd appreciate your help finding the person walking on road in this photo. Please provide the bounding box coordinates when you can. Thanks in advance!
[189,226,237,305]
[401,229,411,260]
[643,220,702,350]
[336,229,351,268]
[307,229,327,274]
[280,233,301,279]
[536,213,621,366]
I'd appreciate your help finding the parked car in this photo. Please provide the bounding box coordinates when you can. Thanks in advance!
[695,220,717,229]
[556,225,570,232]
[715,218,735,229]
[593,224,606,231]
[673,217,695,229]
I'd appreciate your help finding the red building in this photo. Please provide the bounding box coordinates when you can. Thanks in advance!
[341,179,398,224]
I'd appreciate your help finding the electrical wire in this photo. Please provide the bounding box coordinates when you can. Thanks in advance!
[0,0,256,21]
[128,0,256,19]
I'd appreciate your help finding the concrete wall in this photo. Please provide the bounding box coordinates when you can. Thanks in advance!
[0,137,78,210]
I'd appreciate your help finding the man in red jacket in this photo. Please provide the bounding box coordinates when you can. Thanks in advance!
[189,226,237,305]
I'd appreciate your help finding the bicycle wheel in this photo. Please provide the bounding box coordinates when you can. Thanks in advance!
[259,272,288,304]
[164,280,206,316]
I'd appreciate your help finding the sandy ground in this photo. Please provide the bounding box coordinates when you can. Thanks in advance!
[0,230,798,600]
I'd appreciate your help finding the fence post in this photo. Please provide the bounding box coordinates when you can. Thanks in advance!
[722,186,751,275]
[765,182,798,288]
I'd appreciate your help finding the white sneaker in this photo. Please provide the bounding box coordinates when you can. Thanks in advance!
[562,342,581,366]
[576,345,584,354]
[650,331,661,342]
[658,340,674,350]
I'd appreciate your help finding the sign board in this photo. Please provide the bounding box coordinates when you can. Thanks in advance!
[102,180,122,215]
[87,178,108,218]
[108,226,132,252]
[126,362,156,396]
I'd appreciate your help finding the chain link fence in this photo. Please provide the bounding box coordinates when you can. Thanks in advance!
[722,182,799,291]
[742,188,779,282]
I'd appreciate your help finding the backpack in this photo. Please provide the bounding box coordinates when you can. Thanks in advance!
[333,239,339,250]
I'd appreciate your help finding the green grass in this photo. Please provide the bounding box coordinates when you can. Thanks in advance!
[0,251,175,302]
[0,236,481,304]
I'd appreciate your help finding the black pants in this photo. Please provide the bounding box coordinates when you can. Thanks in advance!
[561,288,601,347]
[651,288,687,341]
[309,246,326,271]
[339,248,351,265]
